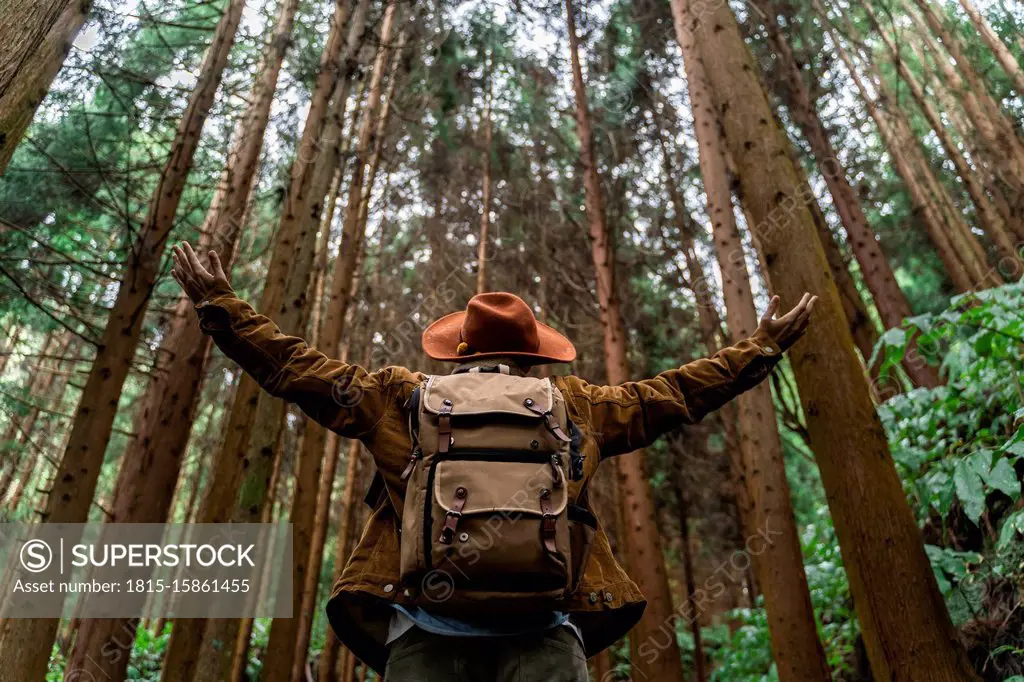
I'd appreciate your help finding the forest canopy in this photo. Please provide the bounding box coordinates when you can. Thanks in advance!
[0,0,1022,680]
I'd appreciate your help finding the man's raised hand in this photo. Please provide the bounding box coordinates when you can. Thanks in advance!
[171,241,231,304]
[757,293,818,352]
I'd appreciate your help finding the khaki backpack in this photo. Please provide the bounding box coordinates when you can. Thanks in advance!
[397,368,594,611]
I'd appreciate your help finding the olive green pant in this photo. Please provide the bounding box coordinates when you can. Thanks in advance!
[384,626,590,681]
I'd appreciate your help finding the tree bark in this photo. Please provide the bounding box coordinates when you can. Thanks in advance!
[687,2,981,679]
[669,4,833,680]
[862,5,1021,277]
[825,21,976,292]
[260,9,398,680]
[159,2,365,679]
[563,2,686,680]
[956,0,1024,94]
[0,0,94,175]
[477,49,494,295]
[754,0,944,390]
[0,2,246,677]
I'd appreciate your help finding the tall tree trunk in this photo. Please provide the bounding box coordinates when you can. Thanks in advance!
[0,2,246,677]
[956,0,1024,94]
[160,2,365,679]
[0,0,94,175]
[655,115,760,604]
[260,9,398,679]
[862,5,1021,275]
[563,2,686,680]
[754,0,942,389]
[906,0,1024,206]
[674,470,707,682]
[318,438,362,682]
[669,4,832,680]
[826,22,976,292]
[686,2,981,679]
[866,55,999,289]
[63,0,297,676]
[476,49,494,295]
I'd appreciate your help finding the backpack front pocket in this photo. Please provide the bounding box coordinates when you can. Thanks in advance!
[424,451,571,593]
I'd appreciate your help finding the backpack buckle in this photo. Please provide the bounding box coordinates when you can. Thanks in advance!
[439,486,467,545]
[539,491,558,554]
[439,510,462,545]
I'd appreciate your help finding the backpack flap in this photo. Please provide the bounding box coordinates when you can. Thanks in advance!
[428,456,571,593]
[422,372,554,417]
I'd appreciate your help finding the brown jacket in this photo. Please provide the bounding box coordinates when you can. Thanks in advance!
[195,288,783,673]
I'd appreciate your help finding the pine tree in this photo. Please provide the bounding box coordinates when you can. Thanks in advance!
[685,1,981,678]
[564,1,686,679]
[0,2,247,676]
[669,2,832,679]
[161,2,369,678]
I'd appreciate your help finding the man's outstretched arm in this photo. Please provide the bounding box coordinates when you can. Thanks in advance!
[171,242,404,439]
[563,294,818,457]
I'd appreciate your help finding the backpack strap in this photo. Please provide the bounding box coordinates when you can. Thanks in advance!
[400,384,424,482]
[523,388,571,443]
[363,470,388,509]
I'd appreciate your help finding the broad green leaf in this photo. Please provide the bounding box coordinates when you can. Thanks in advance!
[987,458,1020,499]
[953,459,985,523]
[904,313,934,335]
[997,510,1024,551]
[968,449,993,479]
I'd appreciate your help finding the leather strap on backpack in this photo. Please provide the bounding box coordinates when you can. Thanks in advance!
[539,488,558,554]
[437,400,453,454]
[439,486,468,544]
[523,398,571,443]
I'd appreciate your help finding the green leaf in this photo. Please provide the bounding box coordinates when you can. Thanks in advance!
[987,458,1020,499]
[1001,427,1024,458]
[953,459,986,523]
[973,331,994,356]
[904,313,934,334]
[998,510,1024,551]
[968,449,993,479]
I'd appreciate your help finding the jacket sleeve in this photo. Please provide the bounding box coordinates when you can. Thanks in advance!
[561,328,783,458]
[193,286,409,439]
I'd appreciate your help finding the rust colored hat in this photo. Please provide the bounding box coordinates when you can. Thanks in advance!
[422,292,576,364]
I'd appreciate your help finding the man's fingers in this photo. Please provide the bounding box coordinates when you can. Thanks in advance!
[171,269,195,298]
[762,295,780,322]
[172,246,186,272]
[209,250,227,282]
[783,292,814,324]
[790,296,818,334]
[183,241,211,279]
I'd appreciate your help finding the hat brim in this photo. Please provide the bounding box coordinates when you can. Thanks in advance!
[422,310,577,365]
